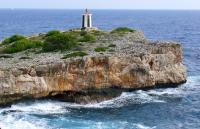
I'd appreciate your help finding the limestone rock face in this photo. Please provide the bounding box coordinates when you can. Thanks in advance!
[0,31,187,105]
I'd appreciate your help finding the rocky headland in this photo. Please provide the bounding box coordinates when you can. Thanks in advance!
[0,28,187,105]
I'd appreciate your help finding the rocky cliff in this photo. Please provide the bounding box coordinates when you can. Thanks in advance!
[0,29,187,105]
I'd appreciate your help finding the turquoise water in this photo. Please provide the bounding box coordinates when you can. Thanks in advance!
[0,10,200,129]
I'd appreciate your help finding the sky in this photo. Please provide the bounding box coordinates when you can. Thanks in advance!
[0,0,200,10]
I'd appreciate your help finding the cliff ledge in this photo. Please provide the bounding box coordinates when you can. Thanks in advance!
[0,28,187,105]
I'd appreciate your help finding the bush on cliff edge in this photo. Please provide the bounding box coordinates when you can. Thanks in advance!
[62,51,88,59]
[3,39,44,53]
[94,47,109,52]
[1,35,26,45]
[43,33,78,52]
[79,33,96,43]
[111,27,136,34]
[46,30,61,37]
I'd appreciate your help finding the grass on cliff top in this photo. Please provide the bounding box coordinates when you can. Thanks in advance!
[0,29,119,54]
[94,47,109,52]
[108,44,116,47]
[90,30,106,36]
[43,30,97,52]
[0,54,13,58]
[77,30,96,43]
[3,39,44,54]
[79,33,96,43]
[94,44,116,53]
[1,35,26,46]
[43,33,78,52]
[62,51,88,59]
[46,30,61,37]
[111,27,136,34]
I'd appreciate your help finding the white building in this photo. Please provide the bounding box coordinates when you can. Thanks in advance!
[82,9,93,29]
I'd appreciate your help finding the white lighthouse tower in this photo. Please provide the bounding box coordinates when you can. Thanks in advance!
[82,9,92,29]
[82,9,96,30]
[81,9,98,31]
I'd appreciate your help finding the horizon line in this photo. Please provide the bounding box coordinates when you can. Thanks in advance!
[0,8,200,11]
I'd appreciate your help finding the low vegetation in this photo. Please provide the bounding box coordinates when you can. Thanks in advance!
[90,30,105,36]
[46,30,61,37]
[62,51,88,59]
[0,55,13,58]
[0,28,129,54]
[79,33,96,42]
[94,47,109,52]
[111,27,135,34]
[3,39,43,54]
[1,35,26,45]
[80,30,88,36]
[43,30,96,52]
[94,43,116,53]
[108,44,116,47]
[43,33,78,52]
[19,56,32,60]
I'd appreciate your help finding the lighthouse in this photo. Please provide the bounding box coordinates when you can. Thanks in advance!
[82,9,93,29]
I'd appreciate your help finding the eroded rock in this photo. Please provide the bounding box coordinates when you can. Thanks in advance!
[0,30,187,105]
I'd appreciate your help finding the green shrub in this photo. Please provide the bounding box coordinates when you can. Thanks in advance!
[43,33,77,52]
[80,30,87,36]
[79,34,96,42]
[19,56,32,60]
[1,35,26,45]
[3,39,43,53]
[67,31,81,36]
[62,51,88,59]
[91,30,105,36]
[0,55,13,58]
[108,44,116,47]
[94,47,109,52]
[46,30,60,37]
[111,27,135,34]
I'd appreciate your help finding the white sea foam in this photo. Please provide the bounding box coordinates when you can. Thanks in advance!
[0,76,198,112]
[0,76,199,129]
[0,114,50,129]
[133,123,156,129]
[0,100,66,129]
[63,90,166,109]
[63,76,200,109]
[145,76,200,97]
[0,100,69,115]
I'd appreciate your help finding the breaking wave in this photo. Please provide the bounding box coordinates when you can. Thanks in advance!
[133,124,157,129]
[0,113,49,129]
[63,76,200,109]
[0,76,199,129]
[0,100,69,115]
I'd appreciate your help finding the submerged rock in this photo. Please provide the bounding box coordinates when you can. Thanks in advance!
[0,29,187,105]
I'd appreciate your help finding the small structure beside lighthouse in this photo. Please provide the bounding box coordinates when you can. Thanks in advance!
[82,9,92,29]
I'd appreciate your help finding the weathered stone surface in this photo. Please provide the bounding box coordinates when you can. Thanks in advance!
[0,30,187,105]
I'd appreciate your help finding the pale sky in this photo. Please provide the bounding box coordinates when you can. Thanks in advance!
[0,0,200,10]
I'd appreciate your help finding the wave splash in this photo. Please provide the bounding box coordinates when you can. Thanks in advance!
[0,101,69,115]
[64,76,200,108]
[0,101,68,129]
[0,113,49,129]
[133,123,157,129]
[0,76,199,129]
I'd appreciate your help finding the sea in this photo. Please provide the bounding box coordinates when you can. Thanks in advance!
[0,9,200,129]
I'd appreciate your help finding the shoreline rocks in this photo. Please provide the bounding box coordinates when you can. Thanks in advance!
[0,29,187,105]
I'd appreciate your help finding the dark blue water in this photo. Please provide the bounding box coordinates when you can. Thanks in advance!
[0,10,200,129]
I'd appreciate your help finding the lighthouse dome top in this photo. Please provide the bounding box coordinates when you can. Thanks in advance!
[83,8,92,15]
